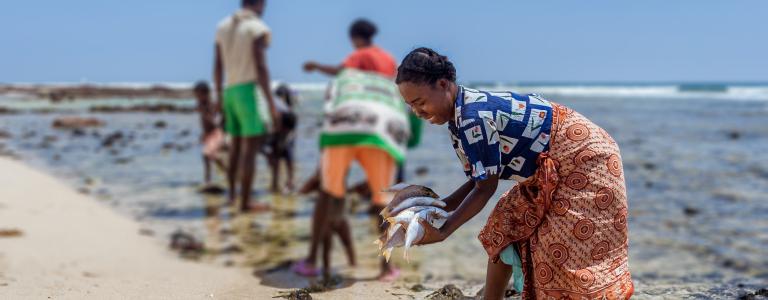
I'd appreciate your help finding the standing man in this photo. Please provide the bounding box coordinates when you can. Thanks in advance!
[214,0,279,212]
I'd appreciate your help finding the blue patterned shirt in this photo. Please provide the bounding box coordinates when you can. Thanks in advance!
[448,86,554,182]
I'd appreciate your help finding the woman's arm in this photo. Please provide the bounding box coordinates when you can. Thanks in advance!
[442,179,475,212]
[417,174,499,245]
[303,61,343,76]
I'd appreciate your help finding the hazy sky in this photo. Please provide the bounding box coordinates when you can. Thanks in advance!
[2,1,767,83]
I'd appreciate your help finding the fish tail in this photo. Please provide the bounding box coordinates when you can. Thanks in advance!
[383,248,393,262]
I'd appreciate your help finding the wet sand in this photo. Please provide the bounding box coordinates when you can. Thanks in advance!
[0,157,274,299]
[0,157,454,299]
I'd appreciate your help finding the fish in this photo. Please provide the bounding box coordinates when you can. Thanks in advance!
[386,197,447,218]
[384,206,433,226]
[381,224,405,262]
[380,183,440,217]
[403,215,425,262]
[378,206,451,262]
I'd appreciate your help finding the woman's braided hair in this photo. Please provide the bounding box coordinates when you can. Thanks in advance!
[396,47,456,85]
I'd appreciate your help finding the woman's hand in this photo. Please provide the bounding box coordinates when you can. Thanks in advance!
[415,219,447,246]
[303,61,318,72]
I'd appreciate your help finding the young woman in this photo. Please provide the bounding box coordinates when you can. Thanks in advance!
[396,48,633,300]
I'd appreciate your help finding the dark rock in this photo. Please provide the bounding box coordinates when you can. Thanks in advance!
[52,117,104,129]
[426,284,464,300]
[645,181,654,188]
[179,129,190,137]
[683,206,700,217]
[410,284,426,292]
[43,135,58,143]
[139,228,155,236]
[169,230,204,256]
[739,288,768,300]
[0,130,11,139]
[278,290,312,300]
[728,131,742,140]
[415,166,429,176]
[90,104,195,114]
[114,157,132,164]
[0,107,19,114]
[219,244,243,254]
[154,120,167,129]
[198,184,226,195]
[71,128,86,137]
[101,131,124,148]
[641,162,656,170]
[748,165,768,180]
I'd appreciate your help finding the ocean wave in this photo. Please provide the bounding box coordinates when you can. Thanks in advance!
[465,84,768,101]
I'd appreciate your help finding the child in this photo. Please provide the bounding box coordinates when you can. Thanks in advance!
[194,81,226,183]
[267,84,298,193]
[395,48,633,300]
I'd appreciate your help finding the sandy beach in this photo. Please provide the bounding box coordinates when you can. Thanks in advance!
[0,156,474,300]
[0,157,277,299]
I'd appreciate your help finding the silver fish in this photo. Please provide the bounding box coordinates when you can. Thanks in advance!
[380,183,440,217]
[402,207,451,262]
[387,197,447,218]
[381,224,405,262]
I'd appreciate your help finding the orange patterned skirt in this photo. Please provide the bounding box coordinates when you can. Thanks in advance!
[478,103,633,299]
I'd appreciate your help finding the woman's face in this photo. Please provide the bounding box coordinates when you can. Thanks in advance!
[398,79,456,125]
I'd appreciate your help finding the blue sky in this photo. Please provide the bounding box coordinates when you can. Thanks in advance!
[2,1,767,83]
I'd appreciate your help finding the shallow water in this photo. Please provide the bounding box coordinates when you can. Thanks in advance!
[1,94,767,299]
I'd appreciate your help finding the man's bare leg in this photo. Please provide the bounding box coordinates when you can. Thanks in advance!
[226,137,242,205]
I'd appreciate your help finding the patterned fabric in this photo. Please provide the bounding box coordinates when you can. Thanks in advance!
[478,104,634,299]
[320,69,411,163]
[448,86,554,182]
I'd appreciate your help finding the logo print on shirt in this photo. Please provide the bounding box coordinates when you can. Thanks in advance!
[530,132,551,153]
[508,156,526,172]
[478,111,498,145]
[510,99,527,122]
[522,108,547,139]
[499,135,519,154]
[489,91,513,101]
[464,89,488,105]
[451,132,471,171]
[528,94,552,108]
[464,125,483,144]
[496,111,512,131]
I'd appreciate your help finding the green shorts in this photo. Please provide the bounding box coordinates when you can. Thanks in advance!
[223,82,268,137]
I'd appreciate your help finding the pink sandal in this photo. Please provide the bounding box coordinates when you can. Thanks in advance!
[291,259,319,277]
[378,267,401,282]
